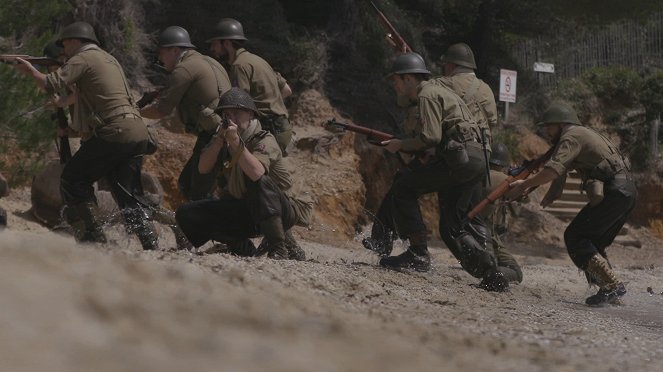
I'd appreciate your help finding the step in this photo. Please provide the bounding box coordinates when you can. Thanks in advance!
[558,193,589,203]
[548,200,587,209]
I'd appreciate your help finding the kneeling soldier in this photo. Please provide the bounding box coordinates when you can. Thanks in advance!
[175,88,309,260]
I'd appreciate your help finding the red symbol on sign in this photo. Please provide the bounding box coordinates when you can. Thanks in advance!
[505,77,512,92]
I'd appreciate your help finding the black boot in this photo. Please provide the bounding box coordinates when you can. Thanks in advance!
[379,248,431,272]
[478,269,510,292]
[285,230,306,261]
[379,232,431,272]
[71,202,107,244]
[260,216,288,260]
[362,236,393,257]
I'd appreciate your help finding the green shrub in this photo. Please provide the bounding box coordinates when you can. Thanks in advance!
[582,66,642,106]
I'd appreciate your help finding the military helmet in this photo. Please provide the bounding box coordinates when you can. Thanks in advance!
[43,41,64,60]
[158,26,196,48]
[489,142,511,168]
[206,18,248,42]
[387,52,431,77]
[56,22,99,47]
[537,102,581,126]
[440,43,477,69]
[216,87,258,114]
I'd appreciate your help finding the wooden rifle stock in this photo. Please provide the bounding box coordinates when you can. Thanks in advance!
[324,118,395,143]
[466,146,555,220]
[136,89,161,109]
[55,108,72,164]
[368,1,412,53]
[0,54,62,67]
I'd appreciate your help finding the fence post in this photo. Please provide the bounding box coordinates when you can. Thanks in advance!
[651,114,660,159]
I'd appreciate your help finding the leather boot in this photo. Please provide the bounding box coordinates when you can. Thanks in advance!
[379,231,430,272]
[285,229,306,261]
[478,268,510,292]
[585,253,626,306]
[361,236,393,257]
[71,202,107,244]
[260,215,288,260]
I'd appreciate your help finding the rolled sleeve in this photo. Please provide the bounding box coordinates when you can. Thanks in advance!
[45,58,86,94]
[544,137,580,176]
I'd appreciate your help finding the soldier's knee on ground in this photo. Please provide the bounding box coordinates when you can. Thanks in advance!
[454,231,497,278]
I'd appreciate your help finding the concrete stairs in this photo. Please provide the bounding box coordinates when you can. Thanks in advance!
[545,172,637,246]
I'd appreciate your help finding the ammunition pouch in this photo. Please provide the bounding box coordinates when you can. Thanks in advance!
[583,179,604,207]
[441,122,478,167]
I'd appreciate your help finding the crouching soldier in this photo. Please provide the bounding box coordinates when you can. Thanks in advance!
[175,88,310,260]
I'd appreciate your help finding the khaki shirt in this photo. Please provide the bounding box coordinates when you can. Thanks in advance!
[45,44,147,142]
[433,70,497,148]
[230,48,288,118]
[400,80,478,153]
[158,50,231,131]
[218,119,292,197]
[545,125,627,180]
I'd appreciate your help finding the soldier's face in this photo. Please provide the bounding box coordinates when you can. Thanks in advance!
[389,74,417,100]
[158,47,180,71]
[61,39,81,58]
[209,39,227,60]
[223,108,254,129]
[545,123,563,143]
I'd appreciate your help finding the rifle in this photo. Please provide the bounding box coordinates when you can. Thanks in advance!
[368,1,412,53]
[465,146,556,220]
[324,118,394,145]
[0,54,62,67]
[136,89,161,109]
[54,108,72,164]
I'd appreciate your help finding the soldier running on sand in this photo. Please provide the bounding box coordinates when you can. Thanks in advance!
[509,102,636,306]
[368,53,508,291]
[207,18,294,155]
[14,22,159,249]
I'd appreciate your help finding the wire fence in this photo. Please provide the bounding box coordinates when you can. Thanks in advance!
[512,13,663,86]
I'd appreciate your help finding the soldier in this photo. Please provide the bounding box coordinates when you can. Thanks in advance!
[140,26,231,200]
[509,102,636,305]
[375,53,506,291]
[175,88,308,260]
[14,21,158,249]
[479,143,523,284]
[42,42,74,164]
[435,42,497,154]
[207,18,293,154]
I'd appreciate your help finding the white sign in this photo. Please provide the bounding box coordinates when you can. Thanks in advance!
[533,62,555,73]
[499,69,517,103]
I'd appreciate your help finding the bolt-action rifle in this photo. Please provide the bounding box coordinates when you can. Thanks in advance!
[54,108,72,164]
[465,146,556,220]
[324,118,394,145]
[368,1,412,53]
[0,55,62,67]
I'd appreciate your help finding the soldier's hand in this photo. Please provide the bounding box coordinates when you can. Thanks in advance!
[13,57,34,75]
[381,138,402,153]
[224,120,241,148]
[507,179,527,200]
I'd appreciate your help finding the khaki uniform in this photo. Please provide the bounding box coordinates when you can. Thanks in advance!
[433,68,497,147]
[545,125,636,270]
[176,120,311,250]
[373,80,497,277]
[44,43,157,249]
[229,48,292,152]
[157,50,231,200]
